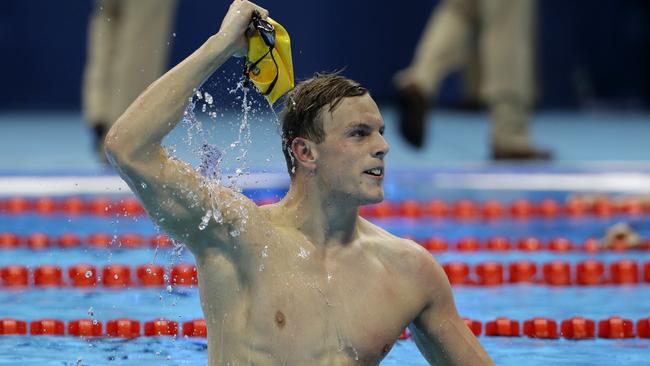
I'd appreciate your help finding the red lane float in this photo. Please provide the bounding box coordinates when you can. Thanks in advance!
[517,237,542,251]
[424,199,447,217]
[1,265,28,287]
[486,237,510,251]
[510,199,535,219]
[442,262,471,285]
[116,198,146,216]
[68,264,97,287]
[610,260,639,284]
[33,197,57,214]
[576,260,605,285]
[61,197,86,215]
[561,317,595,339]
[183,319,207,337]
[399,200,423,218]
[0,318,27,335]
[456,237,480,252]
[102,265,132,287]
[171,264,198,286]
[137,264,166,287]
[150,234,172,248]
[475,262,504,286]
[0,232,20,248]
[88,197,113,216]
[598,317,635,339]
[107,318,140,338]
[26,233,50,250]
[57,233,81,248]
[144,319,179,336]
[422,237,448,252]
[537,198,560,218]
[117,233,145,248]
[463,318,482,336]
[68,319,103,337]
[34,265,63,287]
[30,319,64,335]
[548,237,573,252]
[523,317,558,339]
[481,200,503,220]
[638,317,650,338]
[485,317,520,337]
[508,261,537,283]
[542,261,572,286]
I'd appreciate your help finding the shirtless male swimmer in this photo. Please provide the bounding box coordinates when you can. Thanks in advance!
[105,1,495,365]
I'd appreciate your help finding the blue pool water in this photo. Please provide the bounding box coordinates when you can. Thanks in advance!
[1,197,650,366]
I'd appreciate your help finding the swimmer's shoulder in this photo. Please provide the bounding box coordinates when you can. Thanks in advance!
[358,216,432,265]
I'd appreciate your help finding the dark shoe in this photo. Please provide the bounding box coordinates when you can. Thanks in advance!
[492,146,553,161]
[396,83,429,148]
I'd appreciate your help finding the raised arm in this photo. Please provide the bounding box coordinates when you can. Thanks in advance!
[410,250,495,366]
[105,1,269,256]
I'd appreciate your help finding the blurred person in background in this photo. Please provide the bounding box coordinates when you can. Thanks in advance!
[394,0,552,160]
[83,0,177,163]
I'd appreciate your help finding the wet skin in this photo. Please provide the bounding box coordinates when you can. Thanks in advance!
[105,1,494,365]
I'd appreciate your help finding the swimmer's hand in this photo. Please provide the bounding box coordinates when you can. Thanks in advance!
[602,222,641,249]
[218,0,269,58]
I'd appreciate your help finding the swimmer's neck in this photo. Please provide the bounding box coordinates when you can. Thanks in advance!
[275,180,361,249]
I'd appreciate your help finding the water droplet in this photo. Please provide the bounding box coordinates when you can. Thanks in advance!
[87,307,94,316]
[84,271,93,278]
[167,285,173,293]
[298,246,310,259]
[204,92,213,105]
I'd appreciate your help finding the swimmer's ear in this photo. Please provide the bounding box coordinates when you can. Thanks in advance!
[291,137,317,172]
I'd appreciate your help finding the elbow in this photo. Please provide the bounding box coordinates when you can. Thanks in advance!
[104,126,128,165]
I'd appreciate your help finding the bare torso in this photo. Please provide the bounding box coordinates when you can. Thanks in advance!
[196,205,428,366]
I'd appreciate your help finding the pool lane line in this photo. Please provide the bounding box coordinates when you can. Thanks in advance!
[3,232,649,254]
[2,195,650,220]
[1,260,649,288]
[1,316,649,339]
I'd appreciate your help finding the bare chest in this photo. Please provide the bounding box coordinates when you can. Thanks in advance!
[241,245,419,363]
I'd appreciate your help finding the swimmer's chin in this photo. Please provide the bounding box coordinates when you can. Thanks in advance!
[359,193,385,206]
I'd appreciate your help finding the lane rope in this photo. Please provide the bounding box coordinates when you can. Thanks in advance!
[1,316,649,339]
[1,260,649,288]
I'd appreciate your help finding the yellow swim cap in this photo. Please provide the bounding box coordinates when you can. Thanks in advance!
[245,17,294,105]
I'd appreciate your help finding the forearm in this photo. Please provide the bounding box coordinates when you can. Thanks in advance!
[105,32,239,160]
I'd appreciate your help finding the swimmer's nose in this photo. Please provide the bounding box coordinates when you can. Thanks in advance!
[372,134,389,159]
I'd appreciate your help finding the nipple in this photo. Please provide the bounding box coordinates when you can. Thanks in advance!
[275,311,286,329]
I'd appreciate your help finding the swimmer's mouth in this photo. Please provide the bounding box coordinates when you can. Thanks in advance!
[363,167,384,177]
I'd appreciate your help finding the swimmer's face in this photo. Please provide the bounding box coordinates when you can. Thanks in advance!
[315,94,389,205]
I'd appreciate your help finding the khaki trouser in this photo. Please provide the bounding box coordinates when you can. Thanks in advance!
[405,0,536,150]
[83,0,177,128]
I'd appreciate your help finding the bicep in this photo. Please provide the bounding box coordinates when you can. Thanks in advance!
[115,146,259,252]
[410,256,495,366]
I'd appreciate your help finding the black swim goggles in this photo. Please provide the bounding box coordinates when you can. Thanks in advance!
[243,10,279,96]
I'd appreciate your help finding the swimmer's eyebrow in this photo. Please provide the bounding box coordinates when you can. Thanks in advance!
[345,122,385,133]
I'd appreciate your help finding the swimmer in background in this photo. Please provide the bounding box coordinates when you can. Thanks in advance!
[571,194,648,249]
[105,1,494,365]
